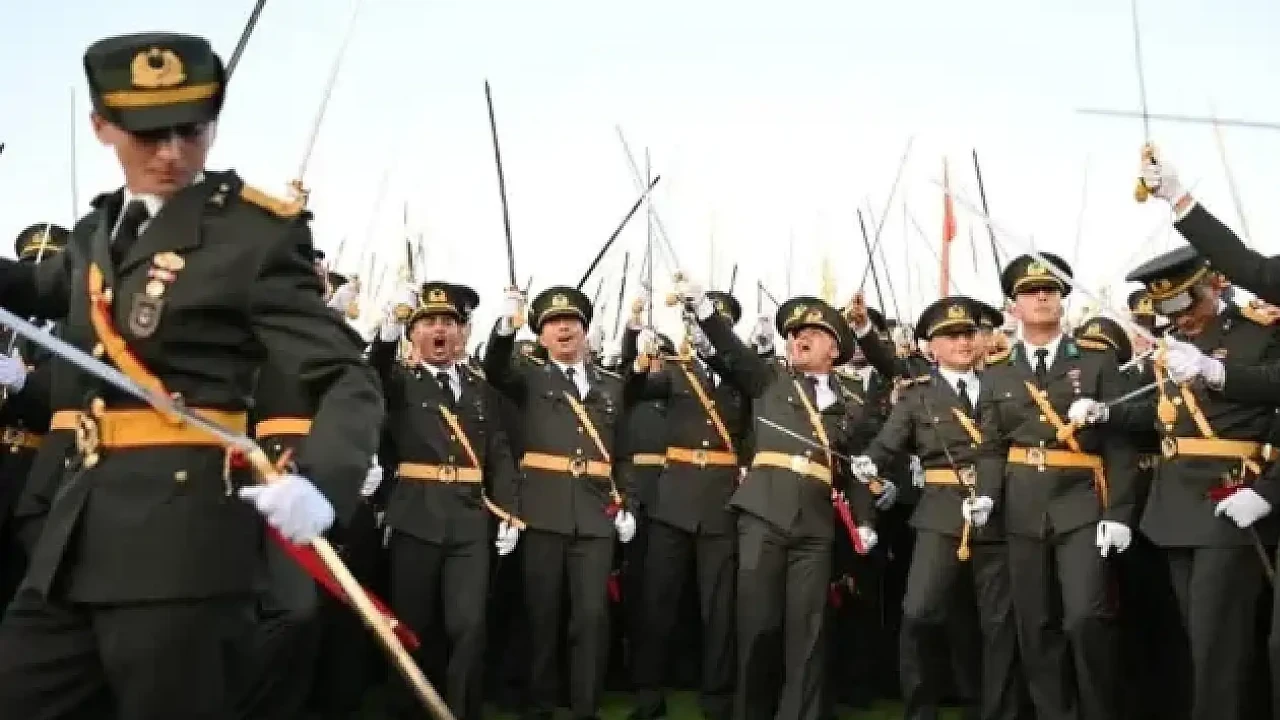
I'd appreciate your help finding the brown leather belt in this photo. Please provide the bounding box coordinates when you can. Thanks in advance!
[666,447,738,468]
[397,461,482,484]
[752,451,832,484]
[0,427,42,450]
[254,417,313,438]
[64,407,247,449]
[923,467,978,486]
[521,451,612,478]
[1007,446,1103,472]
[630,453,667,467]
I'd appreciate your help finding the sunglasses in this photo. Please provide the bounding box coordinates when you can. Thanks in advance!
[129,123,208,144]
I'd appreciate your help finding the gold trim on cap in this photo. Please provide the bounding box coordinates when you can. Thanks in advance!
[1146,266,1209,301]
[101,82,220,109]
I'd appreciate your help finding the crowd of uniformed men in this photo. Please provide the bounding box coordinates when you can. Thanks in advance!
[1,29,1280,720]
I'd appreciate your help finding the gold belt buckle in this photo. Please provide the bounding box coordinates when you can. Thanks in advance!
[1025,447,1046,471]
[438,464,458,483]
[1161,436,1178,459]
[74,412,102,468]
[691,449,709,468]
[958,465,978,486]
[789,455,810,475]
[568,456,588,478]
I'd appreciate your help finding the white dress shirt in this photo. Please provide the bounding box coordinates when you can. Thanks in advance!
[422,361,462,402]
[1017,331,1064,372]
[937,366,979,407]
[553,360,591,398]
[112,172,206,238]
[804,372,838,411]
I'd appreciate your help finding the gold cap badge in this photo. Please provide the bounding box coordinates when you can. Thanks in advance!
[551,294,569,308]
[131,48,186,89]
[1026,261,1046,276]
[426,288,448,303]
[946,304,967,320]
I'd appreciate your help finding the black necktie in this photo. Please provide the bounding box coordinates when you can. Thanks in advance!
[804,375,821,407]
[956,378,976,417]
[436,371,455,406]
[112,200,150,266]
[1033,348,1049,385]
[565,366,582,399]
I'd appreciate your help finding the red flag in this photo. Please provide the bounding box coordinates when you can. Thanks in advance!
[942,159,957,244]
[266,527,420,650]
[940,158,956,297]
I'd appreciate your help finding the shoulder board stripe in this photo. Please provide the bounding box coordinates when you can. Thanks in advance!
[240,185,304,219]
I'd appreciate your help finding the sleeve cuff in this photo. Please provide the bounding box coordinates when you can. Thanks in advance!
[1172,193,1197,222]
[693,297,715,321]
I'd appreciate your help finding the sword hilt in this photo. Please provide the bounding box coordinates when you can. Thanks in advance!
[1134,143,1159,203]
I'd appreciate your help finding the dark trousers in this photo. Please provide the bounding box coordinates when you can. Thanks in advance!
[0,588,253,720]
[900,533,1023,720]
[388,530,490,720]
[1116,533,1189,720]
[236,541,322,720]
[1166,546,1265,720]
[620,509,651,683]
[0,528,25,615]
[522,530,613,719]
[632,520,735,720]
[1007,527,1119,720]
[735,513,829,720]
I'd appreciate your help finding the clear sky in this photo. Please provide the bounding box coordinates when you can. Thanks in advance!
[3,0,1278,345]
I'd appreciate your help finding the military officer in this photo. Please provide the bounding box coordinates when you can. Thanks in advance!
[483,286,636,720]
[0,33,382,720]
[852,296,1025,720]
[1071,247,1280,720]
[975,253,1137,720]
[676,280,885,720]
[0,224,67,611]
[614,303,674,695]
[371,280,519,720]
[626,290,750,720]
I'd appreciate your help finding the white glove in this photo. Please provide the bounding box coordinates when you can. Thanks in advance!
[495,521,520,555]
[751,315,774,351]
[614,510,637,543]
[874,479,898,510]
[961,495,994,528]
[856,526,878,552]
[360,464,383,497]
[0,352,27,392]
[1215,487,1273,529]
[674,278,710,318]
[239,474,336,544]
[1095,520,1132,556]
[636,328,659,355]
[1164,337,1225,387]
[1067,398,1109,425]
[849,455,878,479]
[497,287,524,337]
[327,282,359,312]
[691,327,716,359]
[1140,154,1186,203]
[909,456,925,488]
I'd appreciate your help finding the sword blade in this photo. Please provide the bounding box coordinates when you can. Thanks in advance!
[0,306,257,454]
[1104,380,1157,408]
[756,416,852,464]
[1131,0,1151,141]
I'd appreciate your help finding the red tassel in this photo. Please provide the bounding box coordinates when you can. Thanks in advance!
[827,582,843,609]
[265,527,420,650]
[1208,485,1241,503]
[832,491,867,555]
[228,449,250,470]
[605,501,621,519]
[607,571,622,603]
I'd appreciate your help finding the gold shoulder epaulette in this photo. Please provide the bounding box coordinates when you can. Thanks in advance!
[240,184,304,219]
[987,348,1012,364]
[1076,338,1109,352]
[1241,301,1280,326]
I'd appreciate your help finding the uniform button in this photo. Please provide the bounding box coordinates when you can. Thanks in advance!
[448,456,455,462]
[805,450,813,457]
[422,403,430,408]
[174,470,188,484]
[706,420,712,425]
[449,435,456,441]
[1038,415,1047,422]
[701,440,710,447]
[575,448,584,455]
[577,427,584,434]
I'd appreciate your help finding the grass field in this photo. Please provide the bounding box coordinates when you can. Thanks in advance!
[354,689,963,719]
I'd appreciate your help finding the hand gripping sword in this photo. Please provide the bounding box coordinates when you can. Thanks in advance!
[0,307,456,720]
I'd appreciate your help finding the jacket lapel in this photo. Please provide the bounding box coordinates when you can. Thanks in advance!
[89,190,123,290]
[117,179,212,276]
